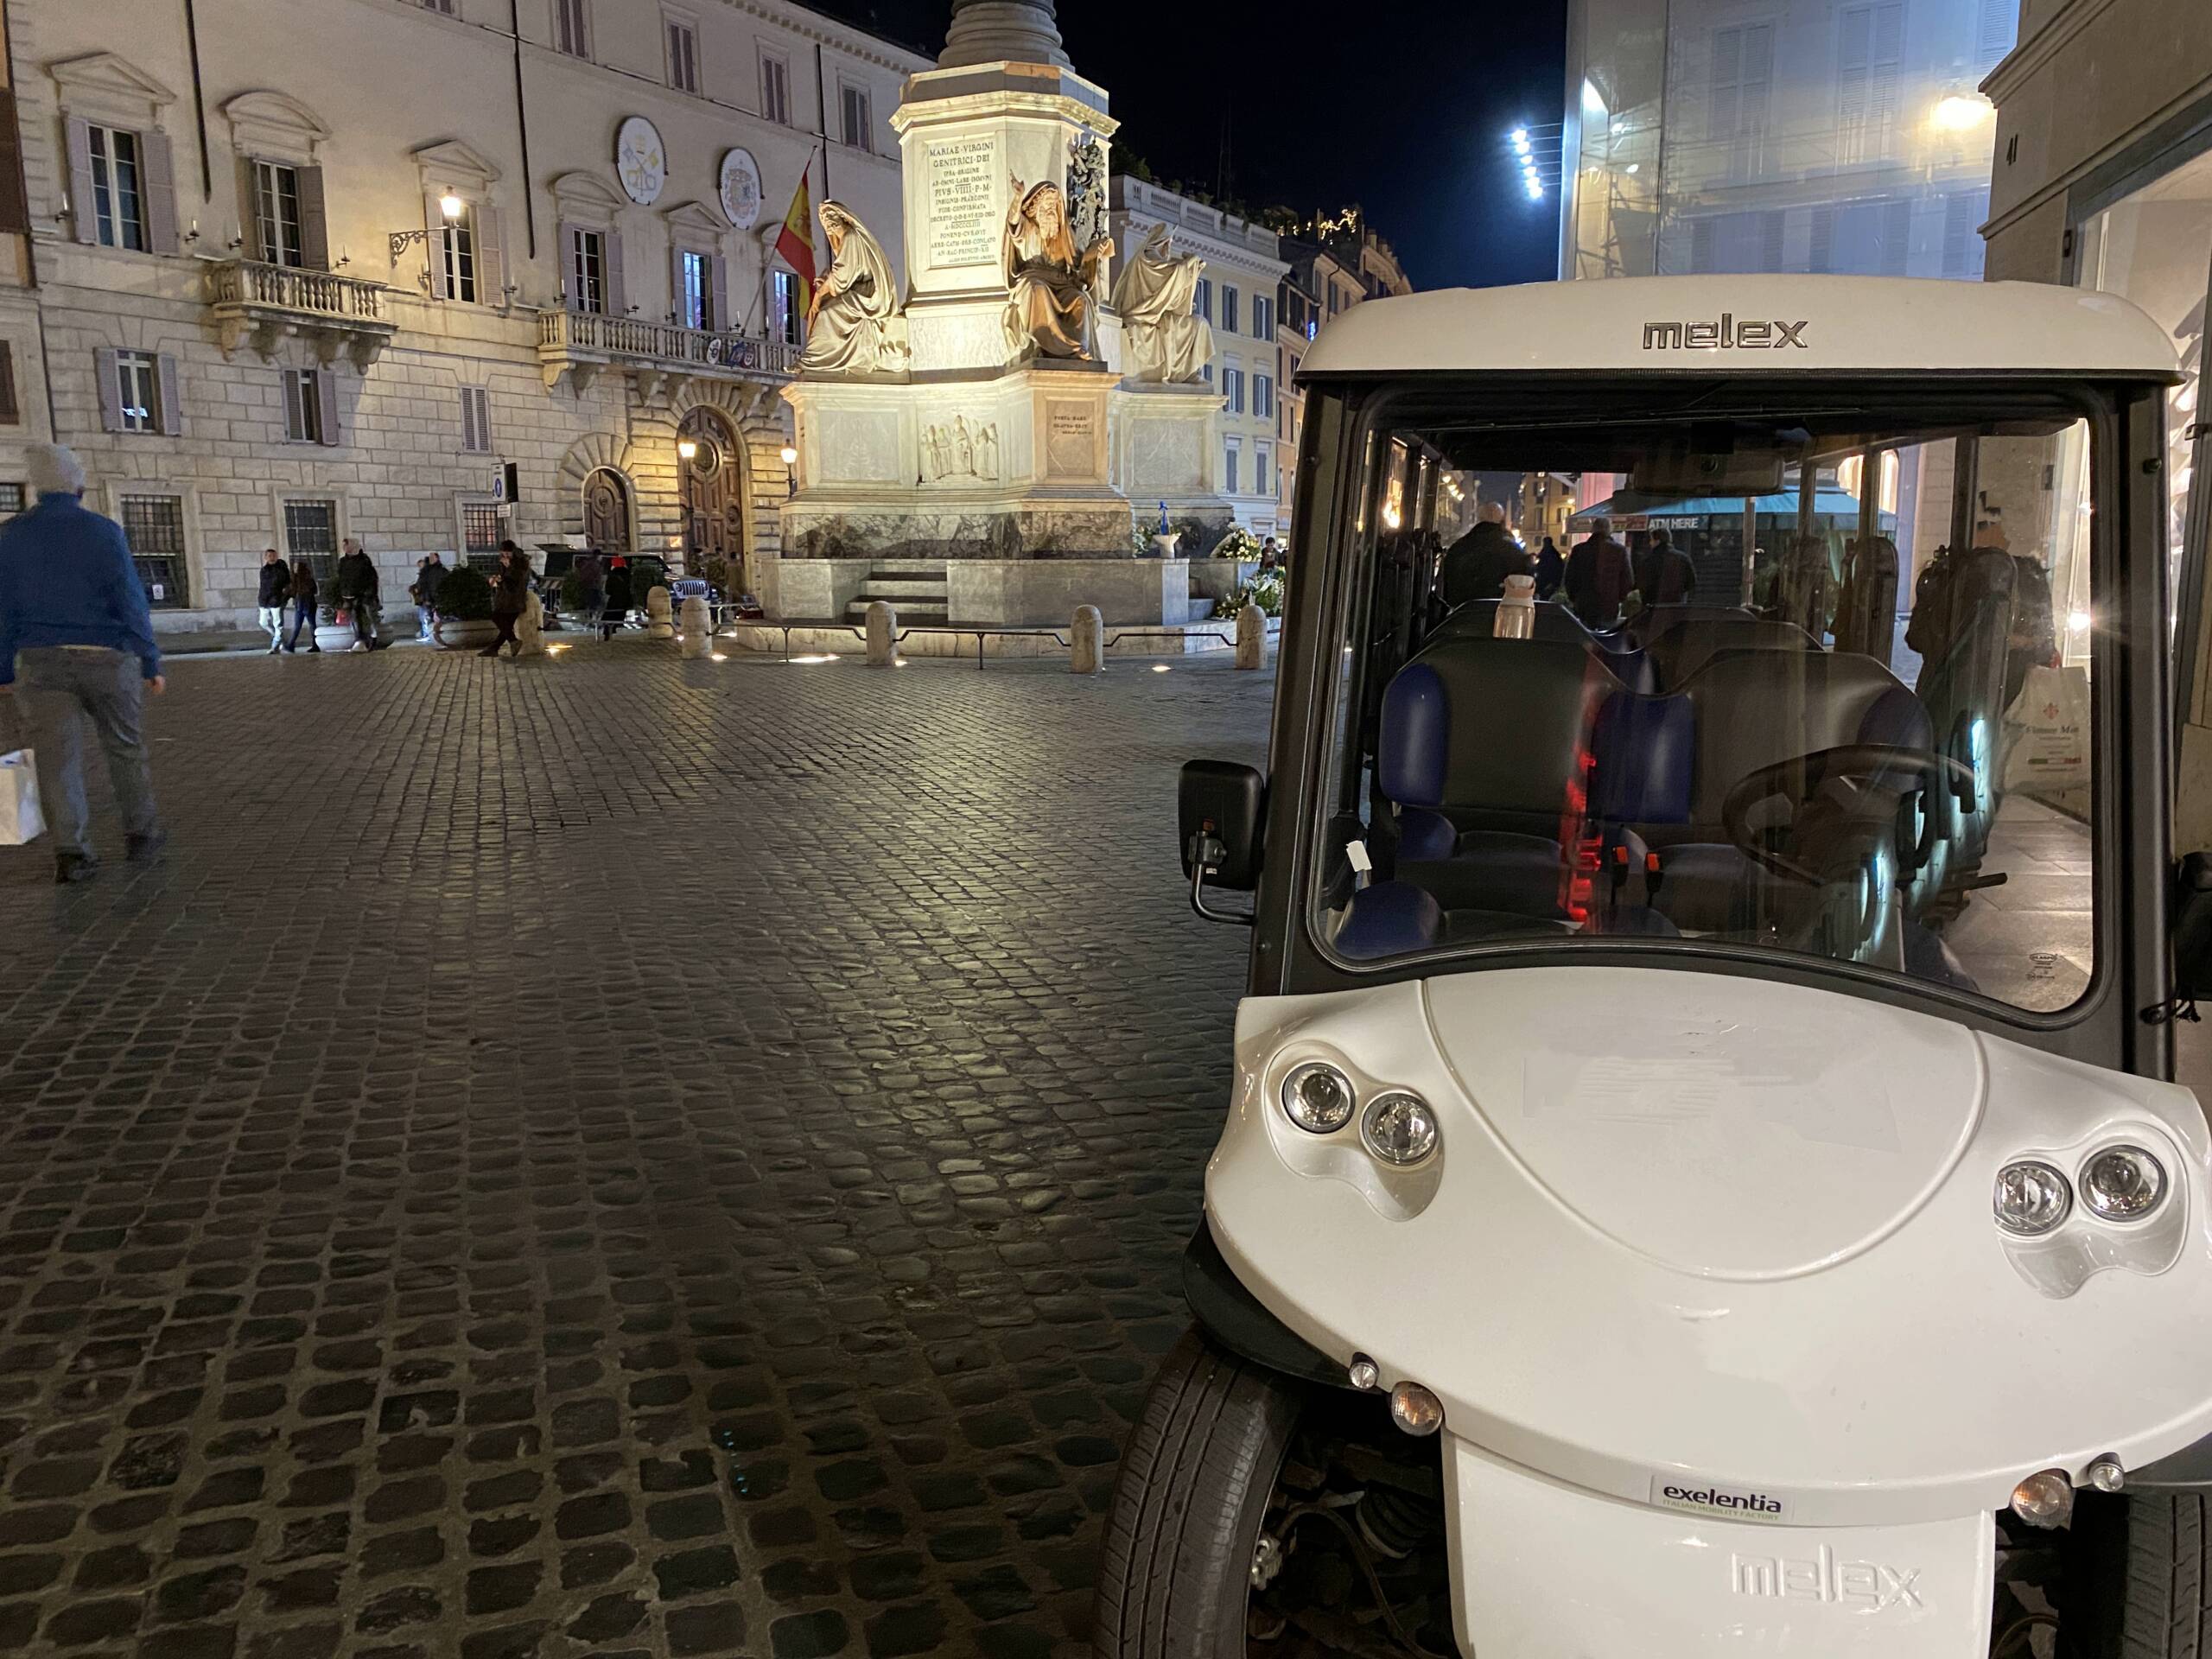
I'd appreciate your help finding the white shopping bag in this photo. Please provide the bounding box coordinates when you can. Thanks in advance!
[2001,664,2091,796]
[0,749,44,846]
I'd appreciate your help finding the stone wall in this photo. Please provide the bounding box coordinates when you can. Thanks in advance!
[41,273,793,628]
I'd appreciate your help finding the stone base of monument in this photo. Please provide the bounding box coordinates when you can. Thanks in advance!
[724,616,1274,661]
[771,557,1211,628]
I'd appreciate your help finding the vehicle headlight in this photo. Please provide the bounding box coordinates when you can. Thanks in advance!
[1281,1061,1356,1135]
[1361,1091,1439,1166]
[1993,1160,2072,1236]
[2080,1145,2167,1223]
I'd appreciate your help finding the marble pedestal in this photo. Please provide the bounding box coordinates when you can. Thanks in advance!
[1111,378,1232,550]
[782,363,1135,560]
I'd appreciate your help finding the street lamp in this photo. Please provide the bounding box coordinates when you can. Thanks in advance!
[780,443,798,500]
[390,190,465,265]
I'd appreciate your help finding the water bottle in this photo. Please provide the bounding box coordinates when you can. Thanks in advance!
[1495,573,1536,639]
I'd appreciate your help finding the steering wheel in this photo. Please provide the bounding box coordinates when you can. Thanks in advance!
[1721,744,1980,885]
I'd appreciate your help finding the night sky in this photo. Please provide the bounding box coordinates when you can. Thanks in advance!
[809,0,1570,291]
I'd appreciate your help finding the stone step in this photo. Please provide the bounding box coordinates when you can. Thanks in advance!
[862,572,950,591]
[847,598,950,620]
[868,560,950,575]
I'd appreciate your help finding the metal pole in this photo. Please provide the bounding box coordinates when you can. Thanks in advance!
[1739,496,1757,607]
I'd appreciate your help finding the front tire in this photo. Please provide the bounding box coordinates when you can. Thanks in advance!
[1094,1327,1304,1656]
[2062,1491,2212,1656]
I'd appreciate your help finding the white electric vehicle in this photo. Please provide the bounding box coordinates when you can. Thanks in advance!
[1093,275,2212,1659]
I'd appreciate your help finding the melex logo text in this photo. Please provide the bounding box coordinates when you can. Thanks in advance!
[1732,1545,1925,1614]
[1651,1477,1788,1521]
[1642,314,1810,351]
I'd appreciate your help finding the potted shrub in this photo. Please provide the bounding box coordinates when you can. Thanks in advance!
[434,564,498,650]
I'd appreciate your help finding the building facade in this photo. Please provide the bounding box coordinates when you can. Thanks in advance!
[1274,212,1412,543]
[1107,175,1287,536]
[9,0,923,631]
[1983,0,2212,836]
[1557,0,2016,587]
[1560,0,2016,283]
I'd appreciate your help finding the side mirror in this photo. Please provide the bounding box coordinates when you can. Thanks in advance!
[2173,853,2212,999]
[1179,760,1265,925]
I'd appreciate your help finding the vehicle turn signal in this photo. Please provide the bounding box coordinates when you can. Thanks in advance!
[1389,1381,1444,1438]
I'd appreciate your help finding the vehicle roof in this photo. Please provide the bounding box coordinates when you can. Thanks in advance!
[1294,276,2182,382]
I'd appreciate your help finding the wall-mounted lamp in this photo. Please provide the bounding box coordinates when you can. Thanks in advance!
[390,191,464,265]
[677,438,700,461]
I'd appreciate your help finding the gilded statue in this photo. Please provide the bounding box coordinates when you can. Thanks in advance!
[1002,174,1113,364]
[801,200,909,377]
[1112,224,1214,384]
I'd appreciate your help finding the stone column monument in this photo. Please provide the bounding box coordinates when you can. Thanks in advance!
[774,0,1232,632]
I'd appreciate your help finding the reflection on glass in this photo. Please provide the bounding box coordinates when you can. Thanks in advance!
[1314,384,2096,1014]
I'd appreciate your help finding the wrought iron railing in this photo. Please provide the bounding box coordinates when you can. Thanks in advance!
[537,310,798,378]
[208,260,386,321]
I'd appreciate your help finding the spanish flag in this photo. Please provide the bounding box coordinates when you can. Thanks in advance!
[775,170,816,298]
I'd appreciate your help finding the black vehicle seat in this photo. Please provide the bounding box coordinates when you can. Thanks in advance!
[1591,648,1936,933]
[1432,601,1656,692]
[1379,635,1631,918]
[1643,617,1821,690]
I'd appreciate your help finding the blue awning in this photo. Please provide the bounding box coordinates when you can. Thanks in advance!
[1569,488,1894,526]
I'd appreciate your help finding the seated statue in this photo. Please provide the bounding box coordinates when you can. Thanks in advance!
[1003,175,1113,363]
[1113,224,1213,384]
[801,200,909,377]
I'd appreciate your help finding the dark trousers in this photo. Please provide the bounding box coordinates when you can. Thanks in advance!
[286,602,319,650]
[486,613,520,654]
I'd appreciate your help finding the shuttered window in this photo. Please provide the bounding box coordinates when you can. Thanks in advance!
[840,84,872,153]
[282,368,340,446]
[0,344,20,427]
[460,386,493,454]
[554,0,589,56]
[666,18,699,93]
[1837,3,1904,165]
[760,51,791,124]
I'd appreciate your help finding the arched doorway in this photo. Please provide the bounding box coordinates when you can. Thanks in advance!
[677,407,747,582]
[583,467,632,552]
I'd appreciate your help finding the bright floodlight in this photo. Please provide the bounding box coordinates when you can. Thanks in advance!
[1511,127,1529,142]
[1931,92,1995,131]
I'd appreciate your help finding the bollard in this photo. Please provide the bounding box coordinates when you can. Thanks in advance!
[1234,602,1266,669]
[1070,606,1103,674]
[645,586,676,639]
[866,600,897,666]
[678,595,711,658]
[515,592,547,658]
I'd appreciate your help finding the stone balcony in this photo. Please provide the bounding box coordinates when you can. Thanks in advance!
[536,310,799,397]
[207,260,398,372]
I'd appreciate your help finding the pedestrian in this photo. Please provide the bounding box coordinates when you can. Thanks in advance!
[335,537,383,651]
[1564,516,1634,629]
[1440,501,1531,608]
[575,549,605,624]
[1635,527,1697,608]
[285,558,321,652]
[415,550,448,642]
[0,443,166,883]
[483,541,530,658]
[1533,536,1564,601]
[255,547,290,654]
[601,555,632,641]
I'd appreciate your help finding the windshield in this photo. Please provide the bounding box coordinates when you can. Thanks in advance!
[1306,378,2103,1014]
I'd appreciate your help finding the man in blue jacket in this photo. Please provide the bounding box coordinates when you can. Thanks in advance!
[0,444,166,883]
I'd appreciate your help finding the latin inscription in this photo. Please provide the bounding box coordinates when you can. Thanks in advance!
[927,135,1001,269]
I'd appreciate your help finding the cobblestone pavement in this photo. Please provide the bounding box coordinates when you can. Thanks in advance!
[0,643,1273,1659]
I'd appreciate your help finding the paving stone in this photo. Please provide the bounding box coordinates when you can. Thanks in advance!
[0,651,1272,1659]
